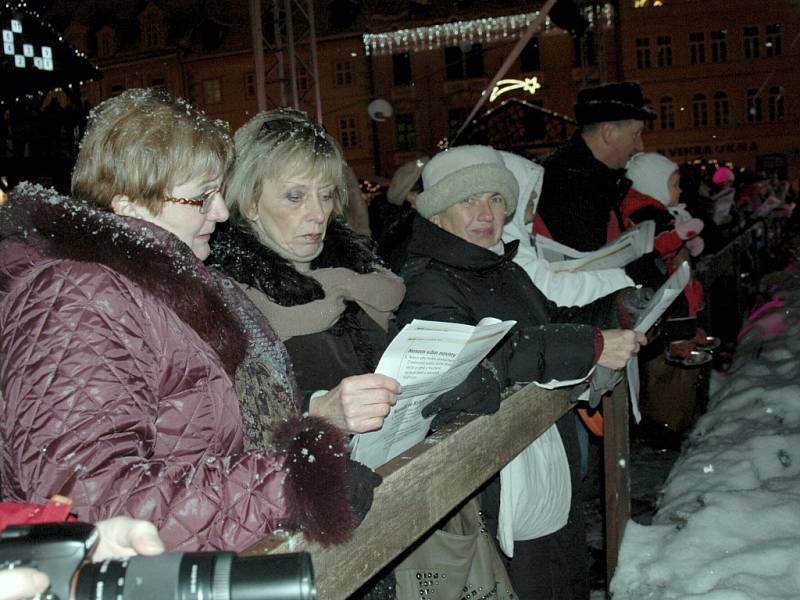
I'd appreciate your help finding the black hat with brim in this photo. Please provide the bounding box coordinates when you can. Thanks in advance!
[574,81,657,125]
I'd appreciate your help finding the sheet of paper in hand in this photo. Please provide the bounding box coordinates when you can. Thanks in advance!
[626,261,691,422]
[350,318,516,469]
[536,220,655,272]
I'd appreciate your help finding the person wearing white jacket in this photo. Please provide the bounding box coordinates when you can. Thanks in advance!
[500,150,635,307]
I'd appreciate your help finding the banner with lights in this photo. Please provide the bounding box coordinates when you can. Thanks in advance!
[1,1,99,105]
[3,17,54,71]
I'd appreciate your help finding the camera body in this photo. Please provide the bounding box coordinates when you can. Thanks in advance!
[0,522,316,600]
[0,522,97,600]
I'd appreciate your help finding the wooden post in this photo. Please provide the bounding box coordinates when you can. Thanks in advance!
[603,382,631,587]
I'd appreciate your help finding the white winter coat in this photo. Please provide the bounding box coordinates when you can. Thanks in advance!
[500,151,634,307]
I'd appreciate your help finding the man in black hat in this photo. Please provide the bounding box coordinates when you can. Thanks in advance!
[535,81,656,252]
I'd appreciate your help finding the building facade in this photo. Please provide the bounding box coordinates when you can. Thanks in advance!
[51,0,799,181]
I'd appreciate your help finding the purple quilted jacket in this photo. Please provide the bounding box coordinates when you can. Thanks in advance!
[0,184,355,551]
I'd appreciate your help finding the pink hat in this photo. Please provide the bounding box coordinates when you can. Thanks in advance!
[712,167,735,185]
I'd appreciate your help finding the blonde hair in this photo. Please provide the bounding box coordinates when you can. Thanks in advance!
[226,108,347,224]
[71,88,233,213]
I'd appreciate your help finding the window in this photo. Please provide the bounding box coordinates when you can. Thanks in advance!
[746,88,763,123]
[768,86,784,121]
[297,64,309,93]
[659,96,675,129]
[520,37,540,71]
[656,35,672,67]
[395,113,417,151]
[334,61,353,86]
[444,44,485,80]
[743,26,760,59]
[689,32,705,65]
[141,20,163,49]
[710,30,727,63]
[97,29,115,58]
[245,73,256,99]
[339,117,358,149]
[766,24,782,57]
[447,107,468,140]
[713,91,729,126]
[203,78,222,104]
[573,31,598,67]
[392,52,412,86]
[691,93,708,127]
[635,38,651,69]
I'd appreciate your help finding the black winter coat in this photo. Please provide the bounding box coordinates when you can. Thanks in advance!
[537,132,632,252]
[210,219,390,402]
[396,216,603,425]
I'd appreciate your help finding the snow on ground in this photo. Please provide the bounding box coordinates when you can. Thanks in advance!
[610,267,800,599]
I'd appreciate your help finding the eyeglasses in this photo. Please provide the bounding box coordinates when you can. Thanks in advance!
[164,188,220,214]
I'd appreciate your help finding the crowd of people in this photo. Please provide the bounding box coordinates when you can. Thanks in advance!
[0,79,794,600]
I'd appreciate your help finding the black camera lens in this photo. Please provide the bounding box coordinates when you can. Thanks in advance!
[73,552,316,600]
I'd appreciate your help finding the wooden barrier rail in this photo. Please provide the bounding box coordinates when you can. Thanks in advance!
[244,380,632,599]
[243,218,787,599]
[245,383,571,597]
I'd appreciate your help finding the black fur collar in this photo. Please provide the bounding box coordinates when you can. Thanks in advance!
[209,217,383,307]
[3,184,246,377]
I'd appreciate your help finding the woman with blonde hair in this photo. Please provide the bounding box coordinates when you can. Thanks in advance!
[211,108,405,434]
[0,89,378,552]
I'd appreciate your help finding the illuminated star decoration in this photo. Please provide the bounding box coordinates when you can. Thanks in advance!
[489,77,542,102]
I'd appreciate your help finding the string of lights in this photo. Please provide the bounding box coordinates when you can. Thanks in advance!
[361,6,612,56]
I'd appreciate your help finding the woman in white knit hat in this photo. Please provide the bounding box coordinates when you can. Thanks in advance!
[396,144,645,599]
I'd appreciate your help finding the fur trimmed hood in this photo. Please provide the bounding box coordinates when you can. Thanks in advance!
[0,182,247,377]
[209,217,383,306]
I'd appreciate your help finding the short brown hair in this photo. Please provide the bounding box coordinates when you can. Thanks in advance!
[71,88,233,213]
[225,108,347,224]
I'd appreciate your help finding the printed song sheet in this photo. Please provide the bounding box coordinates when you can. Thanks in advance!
[535,221,655,272]
[350,318,516,469]
[625,261,692,421]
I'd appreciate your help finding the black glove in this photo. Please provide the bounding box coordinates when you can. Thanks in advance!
[346,458,382,527]
[421,362,502,431]
[619,285,655,329]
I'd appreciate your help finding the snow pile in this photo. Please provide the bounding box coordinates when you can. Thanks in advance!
[611,268,800,599]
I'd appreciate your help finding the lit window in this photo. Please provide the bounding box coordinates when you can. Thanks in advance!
[659,96,675,129]
[691,93,708,127]
[712,91,729,126]
[767,86,784,121]
[203,78,222,104]
[746,89,763,123]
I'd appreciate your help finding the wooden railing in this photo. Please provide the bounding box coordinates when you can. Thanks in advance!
[244,381,632,599]
[244,217,788,599]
